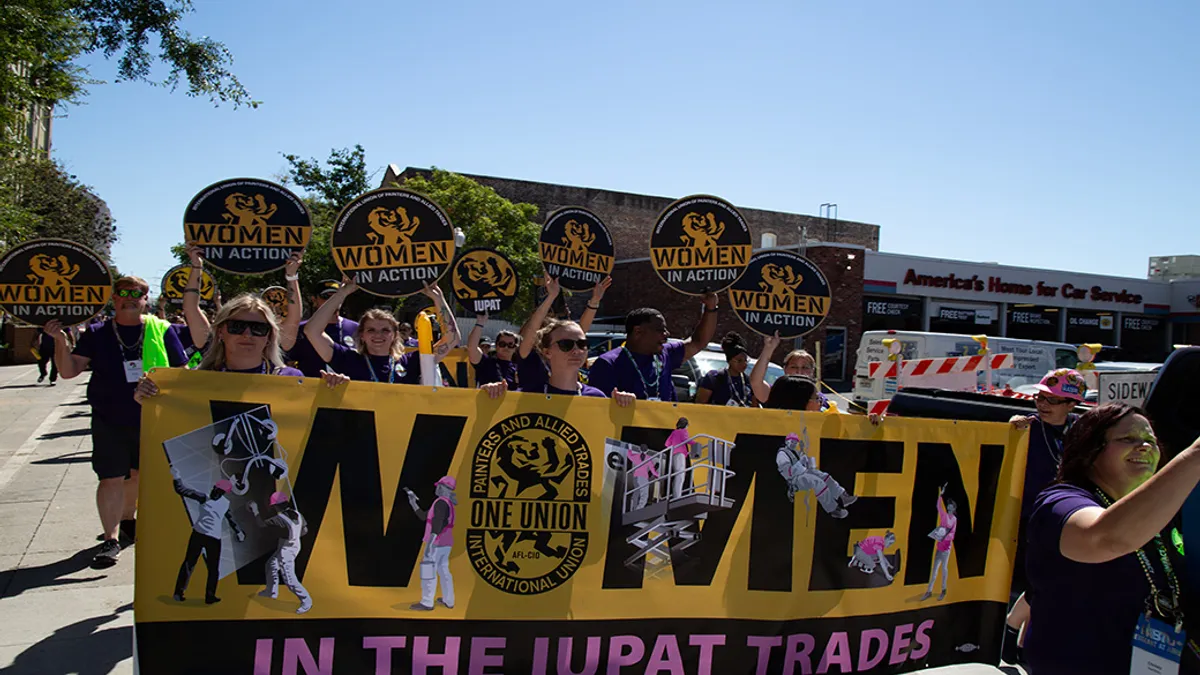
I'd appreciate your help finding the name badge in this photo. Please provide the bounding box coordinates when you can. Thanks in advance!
[1131,614,1183,675]
[647,397,662,402]
[123,359,143,383]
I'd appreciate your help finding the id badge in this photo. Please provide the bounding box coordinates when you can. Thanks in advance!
[123,359,143,383]
[647,397,661,402]
[1131,614,1184,675]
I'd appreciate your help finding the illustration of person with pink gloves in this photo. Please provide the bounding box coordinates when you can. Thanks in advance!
[248,491,311,614]
[849,531,898,581]
[405,476,457,611]
[627,443,661,510]
[172,475,244,605]
[922,484,957,601]
[664,417,698,500]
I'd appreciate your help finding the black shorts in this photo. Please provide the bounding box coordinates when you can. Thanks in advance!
[91,416,140,480]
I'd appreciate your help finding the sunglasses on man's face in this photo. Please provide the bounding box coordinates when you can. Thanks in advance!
[554,338,589,353]
[496,341,517,349]
[116,288,145,299]
[225,319,271,337]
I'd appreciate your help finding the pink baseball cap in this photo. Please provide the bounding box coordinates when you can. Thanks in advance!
[785,433,801,443]
[435,476,456,490]
[214,479,233,493]
[268,491,289,506]
[1033,368,1087,402]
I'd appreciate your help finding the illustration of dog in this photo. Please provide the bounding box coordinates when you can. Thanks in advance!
[366,206,421,246]
[679,212,725,248]
[26,254,80,287]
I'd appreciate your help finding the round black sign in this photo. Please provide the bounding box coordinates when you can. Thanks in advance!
[331,189,455,297]
[183,178,311,275]
[729,250,831,339]
[160,264,215,307]
[650,195,752,295]
[260,286,289,321]
[452,248,520,314]
[539,207,614,292]
[0,239,112,327]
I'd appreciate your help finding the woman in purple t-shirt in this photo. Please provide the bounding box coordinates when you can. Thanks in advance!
[1024,403,1200,675]
[481,319,634,404]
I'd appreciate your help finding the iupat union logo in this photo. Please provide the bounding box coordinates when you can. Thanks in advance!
[466,413,591,595]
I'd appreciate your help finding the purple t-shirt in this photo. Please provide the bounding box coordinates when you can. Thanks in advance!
[698,368,754,406]
[514,351,549,392]
[475,354,518,388]
[1021,415,1075,524]
[1024,482,1158,675]
[74,318,188,428]
[222,364,304,377]
[543,383,606,397]
[290,317,360,377]
[327,343,419,384]
[587,341,686,401]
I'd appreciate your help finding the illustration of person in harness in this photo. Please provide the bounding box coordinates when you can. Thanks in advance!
[172,475,245,604]
[775,431,856,518]
[248,491,312,614]
[405,476,457,611]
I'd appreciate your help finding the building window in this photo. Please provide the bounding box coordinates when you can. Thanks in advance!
[761,232,777,248]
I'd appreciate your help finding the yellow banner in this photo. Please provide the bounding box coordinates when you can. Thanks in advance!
[134,369,1027,673]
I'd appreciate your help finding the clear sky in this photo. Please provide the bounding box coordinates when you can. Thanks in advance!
[51,0,1199,292]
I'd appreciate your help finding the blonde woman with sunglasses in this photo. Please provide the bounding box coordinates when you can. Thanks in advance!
[482,319,634,406]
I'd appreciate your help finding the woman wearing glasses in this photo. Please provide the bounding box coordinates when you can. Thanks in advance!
[749,332,830,410]
[466,314,519,389]
[1002,367,1087,664]
[482,319,634,405]
[303,279,459,384]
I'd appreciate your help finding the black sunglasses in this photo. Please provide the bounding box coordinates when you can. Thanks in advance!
[554,338,589,353]
[225,319,271,337]
[496,341,517,349]
[116,288,146,299]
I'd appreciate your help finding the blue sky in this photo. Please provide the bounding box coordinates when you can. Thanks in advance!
[51,1,1199,292]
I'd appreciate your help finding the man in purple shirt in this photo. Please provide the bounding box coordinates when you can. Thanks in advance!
[47,276,188,566]
[289,280,360,377]
[586,293,719,401]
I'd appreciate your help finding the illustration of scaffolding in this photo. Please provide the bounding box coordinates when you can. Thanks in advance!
[618,434,736,572]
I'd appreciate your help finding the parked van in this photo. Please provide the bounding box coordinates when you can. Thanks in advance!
[852,330,1079,406]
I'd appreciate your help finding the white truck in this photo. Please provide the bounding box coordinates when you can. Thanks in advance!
[852,330,1080,407]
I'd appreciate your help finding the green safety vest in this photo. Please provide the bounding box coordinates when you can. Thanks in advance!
[142,316,172,372]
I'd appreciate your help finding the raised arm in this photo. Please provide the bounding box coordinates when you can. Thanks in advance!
[749,331,782,403]
[173,478,208,503]
[278,252,304,351]
[519,276,560,359]
[578,276,611,333]
[681,292,719,361]
[422,283,460,361]
[467,313,487,364]
[1060,436,1200,564]
[45,319,88,379]
[182,243,212,350]
[225,510,245,541]
[303,281,357,364]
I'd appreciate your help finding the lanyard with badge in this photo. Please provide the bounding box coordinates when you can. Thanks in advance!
[622,347,662,401]
[113,320,145,383]
[1095,489,1195,674]
[725,370,751,407]
[364,354,398,384]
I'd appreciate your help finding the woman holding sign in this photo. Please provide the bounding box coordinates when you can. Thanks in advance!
[482,318,634,404]
[1023,403,1200,674]
[303,280,459,385]
[514,275,611,392]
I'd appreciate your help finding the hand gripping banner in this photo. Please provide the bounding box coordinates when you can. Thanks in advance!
[135,370,1028,674]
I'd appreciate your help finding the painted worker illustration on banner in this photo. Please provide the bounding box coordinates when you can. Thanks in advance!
[848,531,899,582]
[775,429,857,517]
[248,491,311,614]
[171,474,245,604]
[627,443,660,511]
[922,484,958,601]
[405,476,457,611]
[665,417,699,500]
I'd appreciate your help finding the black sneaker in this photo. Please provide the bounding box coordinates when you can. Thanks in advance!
[93,539,120,567]
[205,596,221,605]
[37,375,45,383]
[119,519,136,545]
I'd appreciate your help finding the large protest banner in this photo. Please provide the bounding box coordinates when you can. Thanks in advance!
[135,370,1027,674]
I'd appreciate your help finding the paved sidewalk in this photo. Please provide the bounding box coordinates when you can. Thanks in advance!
[0,364,133,675]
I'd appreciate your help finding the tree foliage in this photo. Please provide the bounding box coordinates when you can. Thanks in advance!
[1,0,255,152]
[0,155,115,254]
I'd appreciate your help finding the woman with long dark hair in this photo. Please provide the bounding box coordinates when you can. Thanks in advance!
[1023,403,1200,674]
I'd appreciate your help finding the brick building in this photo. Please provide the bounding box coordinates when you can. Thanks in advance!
[383,166,877,379]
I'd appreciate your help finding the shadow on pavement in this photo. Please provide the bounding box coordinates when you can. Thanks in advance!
[31,451,91,465]
[0,385,45,391]
[60,401,91,407]
[0,602,132,675]
[61,410,92,419]
[0,549,107,599]
[36,428,91,441]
